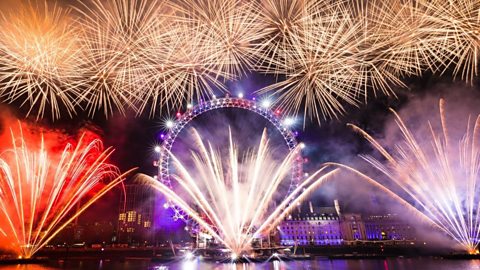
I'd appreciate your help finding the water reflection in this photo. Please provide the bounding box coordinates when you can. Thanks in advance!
[1,258,480,270]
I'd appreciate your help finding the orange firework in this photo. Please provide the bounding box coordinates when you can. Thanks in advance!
[418,0,480,82]
[170,0,263,78]
[352,0,439,96]
[0,0,477,122]
[257,2,364,122]
[73,0,167,117]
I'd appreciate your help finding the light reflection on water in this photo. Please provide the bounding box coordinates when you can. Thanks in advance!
[1,258,480,270]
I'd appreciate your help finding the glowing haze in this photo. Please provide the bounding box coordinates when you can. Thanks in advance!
[141,128,337,256]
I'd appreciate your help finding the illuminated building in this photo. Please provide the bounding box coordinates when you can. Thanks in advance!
[340,213,367,242]
[279,201,343,246]
[364,214,416,241]
[278,199,417,246]
[117,184,155,245]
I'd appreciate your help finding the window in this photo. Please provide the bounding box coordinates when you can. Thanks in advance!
[127,211,136,222]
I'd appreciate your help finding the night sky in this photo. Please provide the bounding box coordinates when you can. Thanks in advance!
[2,70,480,225]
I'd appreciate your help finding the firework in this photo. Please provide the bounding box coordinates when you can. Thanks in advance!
[257,2,364,122]
[256,0,315,72]
[0,0,477,121]
[140,128,337,256]
[73,0,169,117]
[137,20,227,117]
[418,0,480,82]
[138,0,263,116]
[352,0,443,96]
[333,99,480,253]
[0,123,132,258]
[170,0,263,79]
[0,1,82,120]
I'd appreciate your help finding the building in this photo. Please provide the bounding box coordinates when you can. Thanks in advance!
[82,221,116,244]
[340,213,367,242]
[363,214,416,241]
[117,184,155,245]
[278,199,418,247]
[279,201,343,246]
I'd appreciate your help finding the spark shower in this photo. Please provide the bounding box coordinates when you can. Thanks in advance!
[330,100,480,253]
[142,128,337,256]
[0,123,132,258]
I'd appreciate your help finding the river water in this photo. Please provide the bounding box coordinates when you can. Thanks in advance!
[0,258,479,270]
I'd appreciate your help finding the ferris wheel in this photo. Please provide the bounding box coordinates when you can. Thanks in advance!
[157,95,304,221]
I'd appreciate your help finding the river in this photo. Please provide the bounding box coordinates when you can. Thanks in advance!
[0,258,479,270]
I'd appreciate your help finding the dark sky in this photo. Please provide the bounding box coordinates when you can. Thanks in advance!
[2,70,480,224]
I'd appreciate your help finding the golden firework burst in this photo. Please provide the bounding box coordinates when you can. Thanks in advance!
[74,0,165,117]
[0,1,82,120]
[257,2,364,122]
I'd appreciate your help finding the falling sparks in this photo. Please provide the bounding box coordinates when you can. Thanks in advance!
[419,0,480,82]
[171,0,263,79]
[140,128,337,255]
[257,2,363,122]
[0,123,132,258]
[332,99,480,253]
[74,0,166,117]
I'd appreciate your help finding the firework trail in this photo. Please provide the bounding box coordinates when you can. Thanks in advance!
[252,0,309,76]
[418,0,480,82]
[352,0,441,96]
[0,123,132,258]
[330,99,480,253]
[139,128,337,256]
[171,0,262,79]
[137,16,228,117]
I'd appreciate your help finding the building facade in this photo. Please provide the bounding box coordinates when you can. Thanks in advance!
[117,184,155,245]
[340,213,367,242]
[279,201,343,246]
[279,200,417,246]
[363,214,416,241]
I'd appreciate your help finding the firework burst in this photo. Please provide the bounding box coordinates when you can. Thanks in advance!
[332,99,480,253]
[352,0,444,96]
[74,0,167,117]
[258,2,363,122]
[0,1,82,120]
[419,0,480,82]
[170,0,263,79]
[255,0,315,72]
[137,20,227,117]
[140,128,337,255]
[0,0,477,121]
